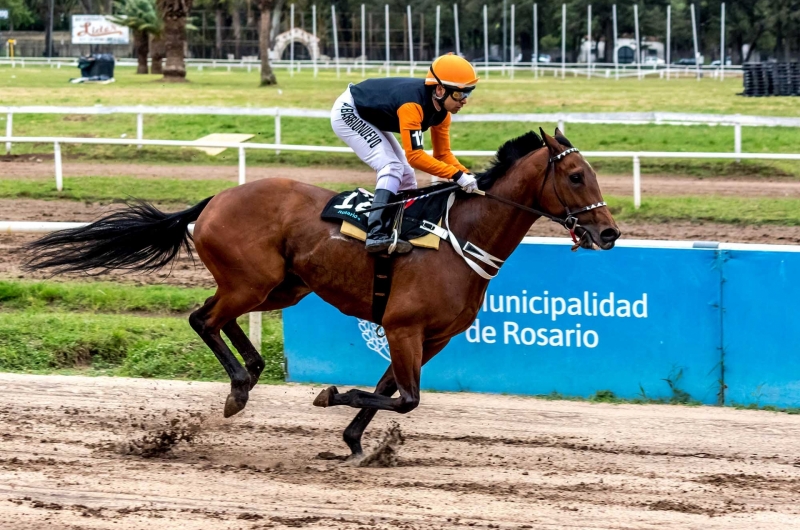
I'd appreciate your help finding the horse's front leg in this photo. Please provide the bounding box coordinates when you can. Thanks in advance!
[314,329,422,414]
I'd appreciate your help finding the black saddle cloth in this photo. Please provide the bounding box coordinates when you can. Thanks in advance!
[321,183,454,240]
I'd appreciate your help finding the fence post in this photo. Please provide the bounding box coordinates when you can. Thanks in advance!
[633,155,641,209]
[734,122,741,163]
[557,118,565,134]
[249,312,262,354]
[136,112,143,149]
[275,109,281,155]
[5,113,11,154]
[54,142,63,192]
[238,146,246,185]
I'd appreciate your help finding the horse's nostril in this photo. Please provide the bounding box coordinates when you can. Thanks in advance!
[601,228,620,242]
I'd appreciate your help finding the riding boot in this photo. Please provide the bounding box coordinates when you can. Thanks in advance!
[365,189,412,254]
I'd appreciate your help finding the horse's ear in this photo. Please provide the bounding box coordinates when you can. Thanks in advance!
[540,127,561,155]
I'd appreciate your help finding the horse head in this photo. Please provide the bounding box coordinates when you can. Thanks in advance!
[538,128,621,250]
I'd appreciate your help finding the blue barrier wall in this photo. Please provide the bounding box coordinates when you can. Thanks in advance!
[283,240,800,407]
[722,248,800,408]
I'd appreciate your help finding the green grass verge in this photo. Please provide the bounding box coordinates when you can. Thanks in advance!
[0,280,284,381]
[3,68,800,178]
[0,280,213,314]
[0,311,284,382]
[4,176,800,226]
[0,176,356,203]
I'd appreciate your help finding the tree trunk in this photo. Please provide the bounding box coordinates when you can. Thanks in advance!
[215,7,224,58]
[232,6,242,59]
[603,20,614,63]
[259,0,277,85]
[159,0,193,81]
[135,30,150,74]
[151,34,166,74]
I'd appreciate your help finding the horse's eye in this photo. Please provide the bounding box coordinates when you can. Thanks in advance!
[569,172,583,184]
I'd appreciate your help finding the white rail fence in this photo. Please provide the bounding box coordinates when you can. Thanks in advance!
[5,105,799,157]
[3,135,800,211]
[0,56,744,79]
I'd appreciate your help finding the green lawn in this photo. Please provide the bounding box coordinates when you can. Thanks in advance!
[3,176,800,226]
[0,280,284,381]
[3,66,800,178]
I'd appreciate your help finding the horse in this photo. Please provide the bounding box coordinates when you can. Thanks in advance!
[25,128,620,456]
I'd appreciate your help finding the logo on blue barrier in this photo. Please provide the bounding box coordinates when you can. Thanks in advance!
[358,319,391,361]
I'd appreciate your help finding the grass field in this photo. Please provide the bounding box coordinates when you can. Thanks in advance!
[3,66,800,177]
[5,176,800,226]
[0,280,284,381]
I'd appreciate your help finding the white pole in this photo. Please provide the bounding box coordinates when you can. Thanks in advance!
[435,5,440,58]
[587,5,591,77]
[634,4,640,80]
[612,4,618,80]
[720,2,725,81]
[54,142,63,192]
[238,146,246,185]
[666,5,671,80]
[5,112,12,154]
[312,4,318,78]
[533,4,538,78]
[290,3,295,77]
[274,109,281,154]
[734,122,741,163]
[249,312,262,354]
[407,5,414,76]
[136,113,143,149]
[690,3,700,81]
[454,4,461,56]
[361,4,366,77]
[510,4,515,79]
[385,4,390,77]
[633,155,641,209]
[561,4,566,80]
[332,5,340,78]
[483,5,489,79]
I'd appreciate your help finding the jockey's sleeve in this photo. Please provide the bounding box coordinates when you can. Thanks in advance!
[397,102,465,180]
[430,114,469,174]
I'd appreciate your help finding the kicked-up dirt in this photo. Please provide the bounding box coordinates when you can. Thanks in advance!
[0,373,798,529]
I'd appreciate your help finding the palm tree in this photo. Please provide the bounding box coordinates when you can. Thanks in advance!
[259,0,276,85]
[109,0,162,74]
[157,0,194,81]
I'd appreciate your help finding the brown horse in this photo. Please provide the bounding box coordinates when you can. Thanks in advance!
[26,128,619,456]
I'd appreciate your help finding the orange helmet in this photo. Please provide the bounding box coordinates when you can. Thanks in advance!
[425,53,479,91]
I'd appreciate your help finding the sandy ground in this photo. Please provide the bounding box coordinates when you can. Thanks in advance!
[0,373,798,530]
[3,159,800,198]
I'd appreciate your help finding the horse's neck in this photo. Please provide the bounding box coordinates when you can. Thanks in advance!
[450,149,549,262]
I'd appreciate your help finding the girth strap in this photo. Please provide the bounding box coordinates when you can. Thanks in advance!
[371,252,393,325]
[442,193,505,280]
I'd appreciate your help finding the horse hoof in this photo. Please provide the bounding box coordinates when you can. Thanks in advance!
[223,393,247,418]
[313,386,338,408]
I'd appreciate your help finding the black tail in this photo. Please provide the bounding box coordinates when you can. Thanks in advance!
[25,197,214,275]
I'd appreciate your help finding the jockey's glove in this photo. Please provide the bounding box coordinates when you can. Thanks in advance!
[456,172,479,193]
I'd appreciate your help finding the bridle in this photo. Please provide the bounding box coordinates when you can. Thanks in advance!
[480,146,607,248]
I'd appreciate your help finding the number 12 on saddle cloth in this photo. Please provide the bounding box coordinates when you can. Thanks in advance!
[320,186,452,250]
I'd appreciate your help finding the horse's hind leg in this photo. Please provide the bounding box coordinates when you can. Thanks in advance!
[190,288,270,417]
[221,275,311,389]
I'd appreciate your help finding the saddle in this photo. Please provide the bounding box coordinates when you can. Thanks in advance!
[321,183,453,250]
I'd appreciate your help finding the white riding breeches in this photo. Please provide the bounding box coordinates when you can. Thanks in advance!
[331,86,417,194]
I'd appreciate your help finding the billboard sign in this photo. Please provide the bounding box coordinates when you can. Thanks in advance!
[71,15,130,45]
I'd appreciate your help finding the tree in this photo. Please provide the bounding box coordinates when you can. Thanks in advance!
[110,0,162,74]
[157,0,193,81]
[258,0,277,85]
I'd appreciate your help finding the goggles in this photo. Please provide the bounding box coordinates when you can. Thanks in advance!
[449,89,473,102]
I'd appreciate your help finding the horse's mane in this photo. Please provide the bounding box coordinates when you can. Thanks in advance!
[475,131,546,189]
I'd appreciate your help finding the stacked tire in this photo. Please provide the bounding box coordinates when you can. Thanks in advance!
[743,62,799,97]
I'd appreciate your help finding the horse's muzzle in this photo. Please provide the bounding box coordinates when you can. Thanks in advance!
[576,226,621,250]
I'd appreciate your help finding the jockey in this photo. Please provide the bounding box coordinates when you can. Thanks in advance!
[330,53,479,254]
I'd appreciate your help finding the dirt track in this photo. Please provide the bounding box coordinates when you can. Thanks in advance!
[0,373,798,530]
